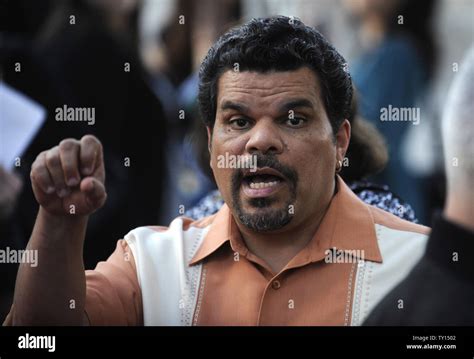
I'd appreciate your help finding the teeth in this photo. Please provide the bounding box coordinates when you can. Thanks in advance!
[249,181,278,189]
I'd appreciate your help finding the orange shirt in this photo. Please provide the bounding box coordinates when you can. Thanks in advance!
[83,176,430,326]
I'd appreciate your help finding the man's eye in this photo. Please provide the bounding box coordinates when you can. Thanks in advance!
[286,117,306,127]
[230,118,250,129]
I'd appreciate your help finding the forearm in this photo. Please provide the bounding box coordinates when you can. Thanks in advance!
[11,207,89,325]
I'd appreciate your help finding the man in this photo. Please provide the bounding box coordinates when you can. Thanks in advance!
[5,16,429,326]
[364,47,474,326]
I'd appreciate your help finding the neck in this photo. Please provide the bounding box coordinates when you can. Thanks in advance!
[238,180,335,274]
[443,191,474,232]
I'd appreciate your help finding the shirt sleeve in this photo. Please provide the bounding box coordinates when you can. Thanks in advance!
[85,239,143,326]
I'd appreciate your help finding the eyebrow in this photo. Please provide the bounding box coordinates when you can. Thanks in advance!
[278,99,315,112]
[220,101,250,113]
[219,98,315,115]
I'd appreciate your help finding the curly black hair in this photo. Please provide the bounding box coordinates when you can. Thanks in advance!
[198,16,353,136]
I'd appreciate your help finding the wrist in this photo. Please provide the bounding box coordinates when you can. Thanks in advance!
[34,207,89,249]
[39,206,89,224]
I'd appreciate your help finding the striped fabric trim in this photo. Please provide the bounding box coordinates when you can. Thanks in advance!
[125,218,209,325]
[350,224,428,325]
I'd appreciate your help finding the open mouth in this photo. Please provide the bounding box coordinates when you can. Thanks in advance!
[241,168,286,198]
[243,174,283,188]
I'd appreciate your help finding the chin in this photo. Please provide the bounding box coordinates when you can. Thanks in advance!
[235,199,295,232]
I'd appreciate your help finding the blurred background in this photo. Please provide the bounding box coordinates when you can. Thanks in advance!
[0,0,473,319]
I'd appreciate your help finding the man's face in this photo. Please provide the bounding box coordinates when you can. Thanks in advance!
[209,67,347,233]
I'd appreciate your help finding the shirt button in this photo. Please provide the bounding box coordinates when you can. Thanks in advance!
[272,280,281,290]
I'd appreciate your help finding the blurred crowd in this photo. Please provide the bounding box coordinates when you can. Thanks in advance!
[0,0,472,319]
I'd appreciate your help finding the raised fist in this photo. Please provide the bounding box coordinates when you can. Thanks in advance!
[30,135,106,217]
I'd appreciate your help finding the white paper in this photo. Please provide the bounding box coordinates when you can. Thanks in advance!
[0,82,46,170]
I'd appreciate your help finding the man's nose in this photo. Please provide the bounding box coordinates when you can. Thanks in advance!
[245,119,284,155]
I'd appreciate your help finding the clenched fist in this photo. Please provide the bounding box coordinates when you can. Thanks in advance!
[30,135,107,217]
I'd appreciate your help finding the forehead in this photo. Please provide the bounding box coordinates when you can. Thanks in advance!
[216,67,322,109]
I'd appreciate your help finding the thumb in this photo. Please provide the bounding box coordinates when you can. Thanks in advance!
[80,177,107,210]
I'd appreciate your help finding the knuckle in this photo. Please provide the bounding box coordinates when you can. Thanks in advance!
[32,151,46,168]
[30,168,45,186]
[82,134,98,144]
[34,151,45,162]
[31,157,44,177]
[31,158,40,172]
[83,135,102,151]
[30,165,40,177]
[59,138,77,152]
[45,150,60,168]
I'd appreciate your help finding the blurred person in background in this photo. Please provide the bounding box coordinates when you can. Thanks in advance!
[146,0,242,223]
[0,0,167,317]
[343,0,438,224]
[0,166,23,319]
[33,1,167,266]
[1,0,79,320]
[365,46,474,325]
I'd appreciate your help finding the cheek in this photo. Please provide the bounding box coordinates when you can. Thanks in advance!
[291,137,335,186]
[210,129,248,166]
[209,137,242,187]
[215,130,248,154]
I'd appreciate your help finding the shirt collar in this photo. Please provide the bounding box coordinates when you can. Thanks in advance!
[189,175,382,266]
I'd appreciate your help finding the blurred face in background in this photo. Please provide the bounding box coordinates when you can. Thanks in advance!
[343,0,399,19]
[209,67,350,233]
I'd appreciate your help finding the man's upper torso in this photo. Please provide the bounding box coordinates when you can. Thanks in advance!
[84,176,430,326]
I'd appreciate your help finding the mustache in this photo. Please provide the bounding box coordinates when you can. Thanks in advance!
[231,154,298,190]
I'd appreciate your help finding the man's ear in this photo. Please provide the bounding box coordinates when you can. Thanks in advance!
[336,119,351,162]
[206,126,213,169]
